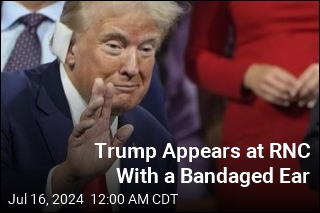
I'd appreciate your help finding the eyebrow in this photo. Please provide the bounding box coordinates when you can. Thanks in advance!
[99,32,129,45]
[139,33,161,42]
[99,30,161,46]
[139,38,160,48]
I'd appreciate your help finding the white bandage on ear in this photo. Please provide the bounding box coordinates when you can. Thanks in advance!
[51,22,73,63]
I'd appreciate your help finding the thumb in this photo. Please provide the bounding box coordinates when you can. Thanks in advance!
[112,124,134,148]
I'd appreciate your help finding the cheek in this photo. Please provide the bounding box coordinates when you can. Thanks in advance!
[79,52,121,82]
[72,69,95,102]
[140,59,155,82]
[98,54,122,77]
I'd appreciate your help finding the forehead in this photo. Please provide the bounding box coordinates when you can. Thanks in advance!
[86,3,161,41]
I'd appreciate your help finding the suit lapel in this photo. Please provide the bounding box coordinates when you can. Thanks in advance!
[118,109,152,195]
[118,110,147,156]
[32,61,73,165]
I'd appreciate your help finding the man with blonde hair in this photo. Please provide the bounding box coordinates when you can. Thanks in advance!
[1,1,183,212]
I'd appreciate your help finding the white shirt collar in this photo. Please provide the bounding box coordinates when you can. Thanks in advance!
[59,63,120,211]
[1,1,65,30]
[59,63,118,132]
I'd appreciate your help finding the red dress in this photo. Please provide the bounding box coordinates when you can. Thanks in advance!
[186,1,319,212]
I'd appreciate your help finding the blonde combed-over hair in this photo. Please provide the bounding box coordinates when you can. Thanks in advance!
[60,1,184,39]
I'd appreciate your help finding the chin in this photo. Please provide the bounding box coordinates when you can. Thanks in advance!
[112,94,143,114]
[111,101,137,116]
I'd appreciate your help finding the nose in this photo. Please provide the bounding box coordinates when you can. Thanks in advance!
[120,48,139,78]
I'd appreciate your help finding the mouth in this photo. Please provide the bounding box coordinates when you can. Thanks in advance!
[113,84,139,93]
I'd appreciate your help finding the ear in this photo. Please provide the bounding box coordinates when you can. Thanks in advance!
[65,36,77,70]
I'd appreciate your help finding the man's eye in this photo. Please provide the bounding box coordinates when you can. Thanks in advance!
[106,43,120,49]
[139,45,155,56]
[142,47,152,52]
[105,42,122,55]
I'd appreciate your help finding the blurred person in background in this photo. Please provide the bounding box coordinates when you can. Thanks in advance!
[186,1,319,212]
[158,5,214,211]
[1,1,64,72]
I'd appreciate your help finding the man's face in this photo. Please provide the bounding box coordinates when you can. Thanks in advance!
[66,10,161,115]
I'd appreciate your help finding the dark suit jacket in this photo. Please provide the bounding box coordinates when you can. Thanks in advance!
[141,63,168,128]
[300,99,319,191]
[1,61,177,212]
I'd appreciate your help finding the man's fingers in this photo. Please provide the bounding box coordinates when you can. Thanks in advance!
[101,83,114,121]
[112,124,134,148]
[91,78,105,119]
[80,78,105,121]
[80,96,104,121]
[91,78,105,101]
[72,119,95,138]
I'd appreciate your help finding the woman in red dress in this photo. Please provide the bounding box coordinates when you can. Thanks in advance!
[186,2,319,212]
